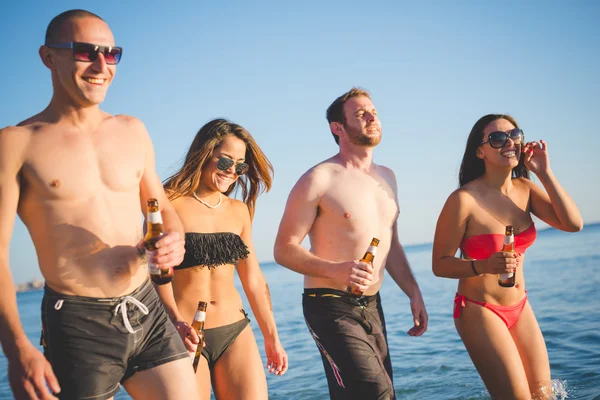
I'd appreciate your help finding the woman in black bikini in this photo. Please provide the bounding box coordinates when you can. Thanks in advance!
[158,118,287,399]
[432,114,582,399]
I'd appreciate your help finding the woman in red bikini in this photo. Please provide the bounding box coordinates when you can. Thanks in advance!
[432,114,583,399]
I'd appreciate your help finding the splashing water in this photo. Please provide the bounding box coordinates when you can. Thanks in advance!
[548,379,569,400]
[529,379,570,400]
[480,379,570,400]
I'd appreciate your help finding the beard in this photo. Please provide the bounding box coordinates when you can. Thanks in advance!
[343,122,381,147]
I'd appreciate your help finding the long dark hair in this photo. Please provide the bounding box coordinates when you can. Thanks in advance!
[163,118,273,219]
[458,114,529,187]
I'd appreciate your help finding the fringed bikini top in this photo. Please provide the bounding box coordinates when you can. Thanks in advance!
[175,232,250,270]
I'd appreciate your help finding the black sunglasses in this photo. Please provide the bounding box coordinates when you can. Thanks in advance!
[480,128,524,149]
[46,42,123,65]
[216,157,249,175]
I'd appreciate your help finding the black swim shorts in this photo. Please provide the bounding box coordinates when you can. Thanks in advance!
[303,288,395,400]
[41,278,189,400]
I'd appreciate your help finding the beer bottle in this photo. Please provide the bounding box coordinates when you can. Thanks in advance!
[191,301,208,372]
[346,237,380,297]
[498,225,516,288]
[145,198,174,285]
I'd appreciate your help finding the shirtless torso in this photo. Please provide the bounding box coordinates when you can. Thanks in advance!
[301,157,399,295]
[8,113,149,297]
[274,90,427,399]
[0,12,195,400]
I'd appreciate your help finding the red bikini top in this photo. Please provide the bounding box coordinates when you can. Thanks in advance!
[460,224,537,260]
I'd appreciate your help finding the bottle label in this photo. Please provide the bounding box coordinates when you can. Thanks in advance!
[193,311,206,323]
[146,250,160,275]
[148,210,163,224]
[367,246,377,255]
[501,233,515,279]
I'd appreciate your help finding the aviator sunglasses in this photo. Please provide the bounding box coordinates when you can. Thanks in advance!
[216,157,249,175]
[46,42,123,65]
[480,128,524,149]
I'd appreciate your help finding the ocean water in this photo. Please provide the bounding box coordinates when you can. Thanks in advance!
[2,224,599,399]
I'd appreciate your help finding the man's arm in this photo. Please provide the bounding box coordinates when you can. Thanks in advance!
[134,119,195,348]
[136,118,184,238]
[386,221,428,336]
[382,167,428,336]
[0,127,60,398]
[273,168,334,277]
[135,117,185,266]
[274,166,374,291]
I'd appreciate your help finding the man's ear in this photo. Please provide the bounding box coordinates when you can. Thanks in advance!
[330,121,344,137]
[39,46,55,69]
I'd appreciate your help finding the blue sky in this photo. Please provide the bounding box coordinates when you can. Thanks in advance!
[2,1,599,284]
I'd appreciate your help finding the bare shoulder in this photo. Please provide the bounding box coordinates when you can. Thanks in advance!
[0,124,34,139]
[224,198,252,234]
[229,197,251,220]
[295,158,339,191]
[512,177,535,192]
[113,114,148,133]
[0,125,35,160]
[374,163,397,187]
[111,115,154,156]
[375,163,396,179]
[444,186,476,213]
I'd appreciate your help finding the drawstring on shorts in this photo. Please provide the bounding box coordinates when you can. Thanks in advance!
[114,296,149,333]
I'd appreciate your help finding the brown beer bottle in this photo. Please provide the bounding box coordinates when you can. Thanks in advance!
[191,301,208,372]
[498,225,516,288]
[145,198,174,285]
[346,237,380,297]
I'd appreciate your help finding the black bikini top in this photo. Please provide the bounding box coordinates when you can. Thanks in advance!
[175,232,250,270]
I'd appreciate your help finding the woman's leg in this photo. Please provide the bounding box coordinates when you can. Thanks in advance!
[510,302,551,399]
[455,301,531,399]
[211,324,268,400]
[194,355,213,400]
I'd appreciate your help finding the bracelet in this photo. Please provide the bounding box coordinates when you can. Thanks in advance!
[470,260,480,276]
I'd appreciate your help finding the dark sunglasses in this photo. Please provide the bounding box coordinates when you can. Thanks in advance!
[480,128,524,149]
[216,157,249,175]
[46,42,123,65]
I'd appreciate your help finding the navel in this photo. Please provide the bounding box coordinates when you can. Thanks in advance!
[49,179,61,188]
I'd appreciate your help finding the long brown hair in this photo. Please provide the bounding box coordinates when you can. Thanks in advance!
[163,118,273,219]
[458,114,529,187]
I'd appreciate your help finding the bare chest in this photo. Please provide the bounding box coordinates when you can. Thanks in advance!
[21,126,145,200]
[178,200,242,234]
[467,187,532,235]
[319,173,399,229]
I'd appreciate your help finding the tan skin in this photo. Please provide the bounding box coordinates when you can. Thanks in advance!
[156,135,288,400]
[0,16,197,400]
[274,95,428,337]
[432,118,583,399]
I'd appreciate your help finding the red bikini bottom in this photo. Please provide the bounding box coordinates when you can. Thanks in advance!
[453,292,528,329]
